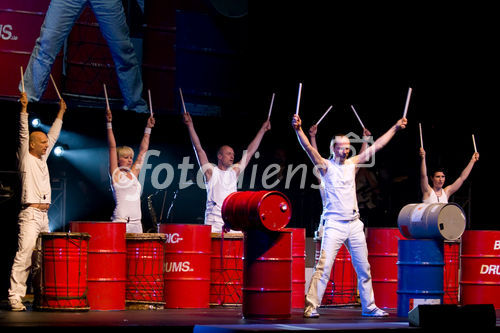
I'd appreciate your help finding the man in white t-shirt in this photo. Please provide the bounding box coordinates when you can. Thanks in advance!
[8,92,66,311]
[293,113,406,318]
[183,113,270,233]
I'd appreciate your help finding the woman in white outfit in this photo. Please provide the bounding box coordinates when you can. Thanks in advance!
[106,107,154,233]
[419,147,479,204]
[293,113,407,318]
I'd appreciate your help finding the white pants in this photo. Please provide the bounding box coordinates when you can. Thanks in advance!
[305,218,377,313]
[112,218,143,233]
[8,207,49,302]
[126,220,143,234]
[205,216,240,233]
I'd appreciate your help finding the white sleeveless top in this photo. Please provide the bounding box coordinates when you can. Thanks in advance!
[423,188,448,204]
[111,170,142,222]
[320,159,359,221]
[204,166,238,231]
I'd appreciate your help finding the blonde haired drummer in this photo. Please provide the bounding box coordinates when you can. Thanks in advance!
[106,106,154,233]
[419,147,479,203]
[183,112,270,233]
[293,113,407,318]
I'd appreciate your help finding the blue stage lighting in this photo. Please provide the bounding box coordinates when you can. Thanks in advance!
[54,146,65,157]
[31,118,41,128]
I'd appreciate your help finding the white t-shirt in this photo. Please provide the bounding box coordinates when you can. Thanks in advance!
[18,112,62,205]
[320,159,359,221]
[111,171,142,222]
[204,165,238,231]
[423,188,448,204]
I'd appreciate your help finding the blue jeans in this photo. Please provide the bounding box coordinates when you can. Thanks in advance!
[21,0,148,113]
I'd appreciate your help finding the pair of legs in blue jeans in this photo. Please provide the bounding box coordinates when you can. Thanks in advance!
[22,0,148,113]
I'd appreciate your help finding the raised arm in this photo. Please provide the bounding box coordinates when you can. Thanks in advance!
[45,99,65,159]
[131,115,155,177]
[419,147,433,199]
[18,92,29,157]
[235,119,271,174]
[445,152,480,197]
[183,112,212,181]
[106,108,119,176]
[355,128,372,174]
[292,114,328,174]
[353,118,407,165]
[309,124,318,151]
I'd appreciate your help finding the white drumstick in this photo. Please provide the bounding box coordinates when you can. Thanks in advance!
[148,89,153,116]
[267,93,275,120]
[472,134,477,153]
[402,87,412,119]
[20,66,25,93]
[103,84,110,110]
[315,105,333,126]
[350,105,365,129]
[50,74,62,100]
[179,88,187,114]
[419,123,424,148]
[295,82,302,115]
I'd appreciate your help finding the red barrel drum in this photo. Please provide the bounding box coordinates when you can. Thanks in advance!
[222,191,292,232]
[125,233,166,309]
[443,240,460,304]
[284,228,306,308]
[38,232,90,311]
[243,229,292,319]
[314,239,358,306]
[367,227,406,309]
[160,224,212,308]
[210,232,244,306]
[70,221,126,310]
[460,230,500,308]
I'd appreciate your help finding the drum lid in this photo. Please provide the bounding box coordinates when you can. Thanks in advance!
[41,232,91,239]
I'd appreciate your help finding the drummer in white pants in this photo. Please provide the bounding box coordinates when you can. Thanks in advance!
[106,106,154,233]
[419,147,479,204]
[183,112,270,233]
[8,93,66,311]
[293,113,407,318]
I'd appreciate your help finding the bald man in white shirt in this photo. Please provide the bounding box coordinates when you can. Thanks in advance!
[8,92,66,311]
[183,112,270,233]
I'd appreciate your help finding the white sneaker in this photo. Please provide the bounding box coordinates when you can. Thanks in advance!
[304,307,320,318]
[9,299,26,312]
[362,307,388,317]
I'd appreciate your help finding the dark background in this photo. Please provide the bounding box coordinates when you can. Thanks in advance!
[0,1,497,299]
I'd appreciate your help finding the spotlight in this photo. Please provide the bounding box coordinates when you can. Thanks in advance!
[54,145,65,157]
[31,118,41,128]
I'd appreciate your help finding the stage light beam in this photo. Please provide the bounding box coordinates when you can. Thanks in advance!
[54,145,65,157]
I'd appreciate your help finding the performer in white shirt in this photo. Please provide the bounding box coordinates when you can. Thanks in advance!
[293,113,406,318]
[8,92,66,311]
[419,147,479,203]
[183,112,270,233]
[308,124,371,239]
[106,106,154,233]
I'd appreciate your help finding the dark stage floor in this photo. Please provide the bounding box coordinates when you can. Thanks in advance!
[1,302,500,332]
